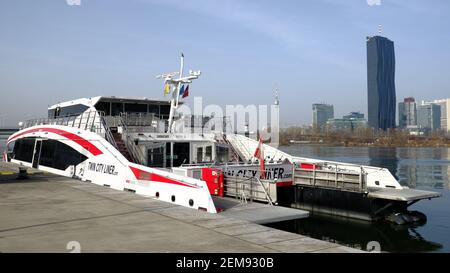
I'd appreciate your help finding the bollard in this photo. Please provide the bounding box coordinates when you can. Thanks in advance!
[18,167,28,179]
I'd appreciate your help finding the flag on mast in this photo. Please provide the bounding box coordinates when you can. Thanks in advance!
[164,83,170,96]
[179,85,185,96]
[253,137,266,179]
[182,85,189,98]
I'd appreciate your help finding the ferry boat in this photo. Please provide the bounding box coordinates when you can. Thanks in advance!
[3,55,441,224]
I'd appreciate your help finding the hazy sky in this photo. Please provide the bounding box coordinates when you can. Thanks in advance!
[1,0,449,127]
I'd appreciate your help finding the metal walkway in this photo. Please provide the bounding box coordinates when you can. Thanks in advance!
[213,197,309,224]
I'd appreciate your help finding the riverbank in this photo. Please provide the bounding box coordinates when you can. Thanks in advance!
[280,128,450,147]
[285,140,450,148]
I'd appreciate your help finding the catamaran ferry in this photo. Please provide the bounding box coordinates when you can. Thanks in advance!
[3,55,440,224]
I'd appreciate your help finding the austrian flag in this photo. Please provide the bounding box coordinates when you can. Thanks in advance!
[254,137,266,179]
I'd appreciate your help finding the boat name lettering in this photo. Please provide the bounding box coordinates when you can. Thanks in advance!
[88,162,118,175]
[226,166,292,181]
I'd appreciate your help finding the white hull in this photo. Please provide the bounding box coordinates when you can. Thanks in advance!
[6,125,217,213]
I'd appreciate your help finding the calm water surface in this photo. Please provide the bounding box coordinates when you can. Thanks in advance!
[265,145,450,253]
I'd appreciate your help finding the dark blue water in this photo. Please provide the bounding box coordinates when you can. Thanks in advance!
[266,145,450,253]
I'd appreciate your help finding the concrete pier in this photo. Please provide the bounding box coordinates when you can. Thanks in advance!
[0,162,362,253]
[213,197,309,224]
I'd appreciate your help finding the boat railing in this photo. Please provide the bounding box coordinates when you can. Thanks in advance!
[293,164,367,192]
[22,110,106,134]
[102,113,166,133]
[172,115,233,134]
[100,115,119,151]
[117,116,147,165]
[119,112,160,127]
[223,175,275,204]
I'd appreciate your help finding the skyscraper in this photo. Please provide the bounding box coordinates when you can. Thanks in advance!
[367,36,396,130]
[417,103,441,131]
[312,103,334,132]
[398,97,417,128]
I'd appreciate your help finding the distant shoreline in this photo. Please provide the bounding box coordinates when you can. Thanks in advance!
[280,127,450,148]
[284,141,450,148]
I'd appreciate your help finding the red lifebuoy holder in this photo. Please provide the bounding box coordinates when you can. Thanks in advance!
[201,168,224,197]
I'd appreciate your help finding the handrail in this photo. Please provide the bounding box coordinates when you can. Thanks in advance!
[256,177,274,206]
[224,175,273,205]
[294,166,368,192]
[22,110,104,133]
[117,116,146,165]
[100,115,119,150]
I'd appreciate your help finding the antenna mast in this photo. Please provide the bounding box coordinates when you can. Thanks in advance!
[378,24,383,35]
[156,53,201,133]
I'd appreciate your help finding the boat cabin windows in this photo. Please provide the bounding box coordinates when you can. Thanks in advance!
[165,142,190,167]
[191,142,219,164]
[125,103,147,113]
[205,146,212,162]
[149,104,159,115]
[11,137,35,162]
[111,102,124,116]
[48,104,90,118]
[160,105,170,120]
[11,138,87,171]
[147,146,165,168]
[93,98,171,120]
[196,147,203,162]
[143,141,231,167]
[216,145,229,163]
[95,101,111,115]
[39,139,88,170]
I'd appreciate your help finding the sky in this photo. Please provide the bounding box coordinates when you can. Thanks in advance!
[1,0,450,127]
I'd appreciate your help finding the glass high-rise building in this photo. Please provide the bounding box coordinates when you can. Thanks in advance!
[312,103,334,132]
[417,103,441,131]
[398,97,417,128]
[367,36,396,130]
[422,99,449,132]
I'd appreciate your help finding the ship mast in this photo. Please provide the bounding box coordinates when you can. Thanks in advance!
[156,53,201,133]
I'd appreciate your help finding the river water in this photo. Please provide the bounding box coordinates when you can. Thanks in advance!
[265,145,450,253]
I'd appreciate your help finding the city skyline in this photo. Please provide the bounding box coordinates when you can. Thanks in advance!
[1,0,450,128]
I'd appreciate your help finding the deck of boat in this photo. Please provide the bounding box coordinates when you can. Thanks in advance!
[367,187,441,202]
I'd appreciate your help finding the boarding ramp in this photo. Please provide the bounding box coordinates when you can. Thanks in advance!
[223,175,276,205]
[294,164,367,193]
[226,134,291,162]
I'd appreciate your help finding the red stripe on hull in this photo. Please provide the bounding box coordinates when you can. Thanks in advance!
[8,127,103,156]
[129,166,198,189]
